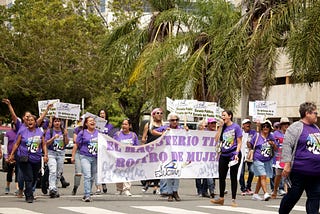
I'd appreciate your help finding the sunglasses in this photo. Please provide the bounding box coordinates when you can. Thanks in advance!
[170,119,179,122]
[262,124,271,129]
[156,112,163,115]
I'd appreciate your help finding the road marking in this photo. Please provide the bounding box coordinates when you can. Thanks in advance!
[199,205,278,214]
[267,205,306,211]
[0,208,43,214]
[132,206,209,214]
[59,207,126,214]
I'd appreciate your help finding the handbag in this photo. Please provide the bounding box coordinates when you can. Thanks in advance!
[246,133,259,162]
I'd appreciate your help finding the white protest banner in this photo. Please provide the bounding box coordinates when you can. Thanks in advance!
[97,129,219,183]
[55,102,81,120]
[249,100,277,119]
[83,112,107,133]
[194,101,217,118]
[174,99,197,119]
[166,97,175,113]
[38,99,60,117]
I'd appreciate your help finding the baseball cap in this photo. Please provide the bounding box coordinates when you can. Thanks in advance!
[280,117,290,124]
[242,119,251,125]
[207,117,217,123]
[273,122,280,128]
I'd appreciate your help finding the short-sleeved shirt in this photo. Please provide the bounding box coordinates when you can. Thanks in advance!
[45,129,65,151]
[102,123,114,136]
[5,130,17,158]
[113,131,139,146]
[220,123,243,157]
[17,127,44,163]
[250,133,275,162]
[292,123,320,176]
[273,130,285,168]
[76,129,99,157]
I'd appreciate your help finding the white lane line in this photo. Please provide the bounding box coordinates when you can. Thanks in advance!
[267,205,306,212]
[132,206,209,214]
[199,205,278,214]
[59,207,126,214]
[0,208,43,214]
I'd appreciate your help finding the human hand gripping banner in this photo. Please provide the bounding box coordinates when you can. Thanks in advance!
[97,129,220,183]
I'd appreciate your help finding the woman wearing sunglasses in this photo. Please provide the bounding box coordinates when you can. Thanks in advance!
[250,120,277,201]
[152,112,187,202]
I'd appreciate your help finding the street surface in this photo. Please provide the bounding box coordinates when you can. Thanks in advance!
[0,164,307,214]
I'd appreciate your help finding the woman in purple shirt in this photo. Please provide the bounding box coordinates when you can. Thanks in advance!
[113,118,139,196]
[249,120,277,201]
[211,110,242,207]
[4,123,17,194]
[8,115,48,203]
[72,116,98,202]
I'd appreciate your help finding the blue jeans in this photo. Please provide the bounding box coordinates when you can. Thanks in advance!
[48,150,65,191]
[166,179,179,194]
[160,179,167,194]
[19,161,41,199]
[80,155,97,197]
[239,161,254,192]
[195,178,215,195]
[279,171,320,214]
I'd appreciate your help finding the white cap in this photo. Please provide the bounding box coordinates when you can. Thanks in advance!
[242,119,251,125]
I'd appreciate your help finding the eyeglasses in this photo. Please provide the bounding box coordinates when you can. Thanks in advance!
[156,112,163,115]
[170,119,179,122]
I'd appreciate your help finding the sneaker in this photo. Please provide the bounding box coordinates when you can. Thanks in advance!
[241,191,247,196]
[210,197,224,205]
[95,189,102,195]
[252,194,263,201]
[279,189,286,196]
[82,196,92,202]
[246,189,254,195]
[5,187,10,194]
[72,187,78,195]
[49,189,59,198]
[102,184,107,193]
[264,193,271,201]
[210,193,215,198]
[124,190,132,196]
[16,189,23,198]
[224,190,228,194]
[26,196,33,203]
[231,199,238,207]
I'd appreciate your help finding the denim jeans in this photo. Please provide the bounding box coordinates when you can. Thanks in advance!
[195,178,215,195]
[160,179,168,194]
[239,161,254,192]
[80,154,97,197]
[48,150,65,191]
[279,171,320,214]
[19,161,41,199]
[166,179,179,194]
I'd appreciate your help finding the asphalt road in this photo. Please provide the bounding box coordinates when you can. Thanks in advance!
[0,163,307,214]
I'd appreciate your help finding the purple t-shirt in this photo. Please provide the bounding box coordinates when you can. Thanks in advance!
[250,133,275,162]
[74,126,83,135]
[76,129,98,157]
[101,123,114,135]
[45,129,65,151]
[17,127,44,163]
[113,131,139,146]
[273,130,285,167]
[292,123,320,176]
[5,130,17,158]
[220,123,243,157]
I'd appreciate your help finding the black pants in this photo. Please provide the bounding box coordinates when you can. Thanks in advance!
[6,162,17,183]
[218,153,241,199]
[20,161,41,199]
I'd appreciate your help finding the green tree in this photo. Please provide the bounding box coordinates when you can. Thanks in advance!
[0,0,108,118]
